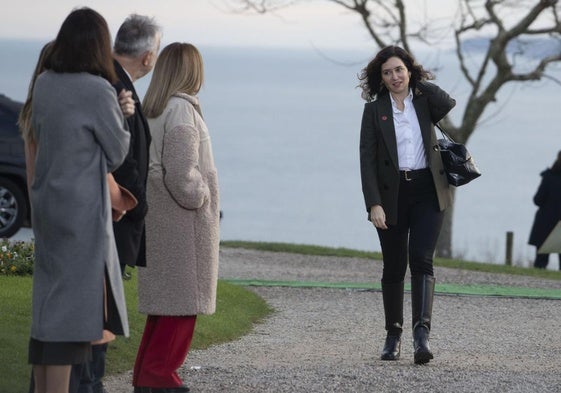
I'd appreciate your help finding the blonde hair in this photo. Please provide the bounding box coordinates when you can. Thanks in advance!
[143,42,204,118]
[18,42,54,143]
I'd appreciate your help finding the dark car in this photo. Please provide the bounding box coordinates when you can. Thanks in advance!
[0,94,29,238]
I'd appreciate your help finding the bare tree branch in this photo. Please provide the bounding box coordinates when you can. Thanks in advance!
[510,52,561,80]
[484,0,505,33]
[232,0,297,13]
[329,0,357,11]
[504,0,558,39]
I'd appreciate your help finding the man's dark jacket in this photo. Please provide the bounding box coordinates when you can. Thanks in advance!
[112,60,151,267]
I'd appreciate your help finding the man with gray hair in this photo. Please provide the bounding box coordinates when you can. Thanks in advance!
[76,14,162,393]
[113,13,161,277]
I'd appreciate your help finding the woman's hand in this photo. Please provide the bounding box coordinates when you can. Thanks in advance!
[118,89,135,118]
[370,205,388,230]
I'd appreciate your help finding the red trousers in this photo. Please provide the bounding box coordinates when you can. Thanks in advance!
[133,315,197,388]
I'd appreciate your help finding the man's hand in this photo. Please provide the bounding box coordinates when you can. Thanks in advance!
[118,89,135,118]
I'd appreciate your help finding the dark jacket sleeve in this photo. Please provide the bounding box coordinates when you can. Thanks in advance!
[416,81,456,123]
[359,103,381,213]
[533,172,549,207]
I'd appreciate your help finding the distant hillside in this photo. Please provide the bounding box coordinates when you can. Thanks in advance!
[461,37,561,59]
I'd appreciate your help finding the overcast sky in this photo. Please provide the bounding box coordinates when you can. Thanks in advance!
[0,0,458,49]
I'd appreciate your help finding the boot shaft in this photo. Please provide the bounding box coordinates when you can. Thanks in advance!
[411,275,435,331]
[381,281,404,334]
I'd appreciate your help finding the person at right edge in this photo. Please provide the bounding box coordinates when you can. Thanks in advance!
[528,151,561,269]
[358,45,456,364]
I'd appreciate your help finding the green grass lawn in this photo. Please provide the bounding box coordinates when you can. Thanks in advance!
[222,240,561,280]
[0,271,271,393]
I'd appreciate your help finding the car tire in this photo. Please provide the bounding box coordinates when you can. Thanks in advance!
[0,177,27,238]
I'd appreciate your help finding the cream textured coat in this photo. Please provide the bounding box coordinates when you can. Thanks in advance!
[138,93,219,316]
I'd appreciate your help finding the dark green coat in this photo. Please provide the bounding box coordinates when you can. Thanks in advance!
[359,81,455,225]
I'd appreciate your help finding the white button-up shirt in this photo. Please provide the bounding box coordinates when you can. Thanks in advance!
[390,90,427,170]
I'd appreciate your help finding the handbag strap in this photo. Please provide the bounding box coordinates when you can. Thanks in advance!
[435,122,455,142]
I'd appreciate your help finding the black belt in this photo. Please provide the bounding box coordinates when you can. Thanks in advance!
[399,168,430,181]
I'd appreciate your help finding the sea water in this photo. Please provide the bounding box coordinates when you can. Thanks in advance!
[1,39,559,266]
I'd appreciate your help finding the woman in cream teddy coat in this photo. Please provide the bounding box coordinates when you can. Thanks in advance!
[133,42,219,392]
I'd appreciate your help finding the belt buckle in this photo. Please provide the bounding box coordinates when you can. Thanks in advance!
[404,170,412,181]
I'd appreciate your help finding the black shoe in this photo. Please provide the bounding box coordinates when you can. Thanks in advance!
[151,387,190,393]
[134,388,152,393]
[413,326,433,364]
[381,334,401,360]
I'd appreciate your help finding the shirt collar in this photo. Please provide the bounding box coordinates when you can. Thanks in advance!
[122,67,133,83]
[389,89,413,108]
[390,89,413,112]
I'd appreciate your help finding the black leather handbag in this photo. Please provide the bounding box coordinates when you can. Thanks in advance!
[436,123,481,187]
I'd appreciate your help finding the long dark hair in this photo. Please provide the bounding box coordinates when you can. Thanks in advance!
[358,45,433,102]
[18,41,54,143]
[45,7,116,84]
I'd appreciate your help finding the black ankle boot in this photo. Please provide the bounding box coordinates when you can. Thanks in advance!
[380,281,404,360]
[411,275,435,364]
[381,335,401,360]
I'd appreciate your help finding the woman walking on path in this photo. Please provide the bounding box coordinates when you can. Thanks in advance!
[359,46,455,364]
[27,8,131,393]
[133,43,220,393]
[528,151,561,269]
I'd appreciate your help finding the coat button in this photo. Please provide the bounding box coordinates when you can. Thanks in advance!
[384,160,390,166]
[440,169,445,175]
[433,145,439,151]
[383,184,389,190]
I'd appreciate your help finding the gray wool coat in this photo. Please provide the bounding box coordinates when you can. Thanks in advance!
[30,71,130,342]
[138,93,220,316]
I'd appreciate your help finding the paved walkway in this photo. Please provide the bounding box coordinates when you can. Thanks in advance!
[105,247,561,392]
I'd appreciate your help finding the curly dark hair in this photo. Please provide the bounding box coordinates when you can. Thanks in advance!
[358,45,433,102]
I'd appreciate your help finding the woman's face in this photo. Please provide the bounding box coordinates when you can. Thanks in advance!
[381,56,411,97]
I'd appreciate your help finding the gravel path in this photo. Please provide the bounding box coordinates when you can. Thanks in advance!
[105,247,561,392]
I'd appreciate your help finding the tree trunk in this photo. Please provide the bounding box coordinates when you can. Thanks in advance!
[436,188,456,258]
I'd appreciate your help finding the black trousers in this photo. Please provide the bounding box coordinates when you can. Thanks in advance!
[534,253,561,269]
[377,169,445,283]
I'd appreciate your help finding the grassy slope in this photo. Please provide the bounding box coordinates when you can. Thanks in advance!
[222,240,561,280]
[0,273,271,393]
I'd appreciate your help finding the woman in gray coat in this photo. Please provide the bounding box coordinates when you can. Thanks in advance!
[28,8,130,392]
[133,43,219,393]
